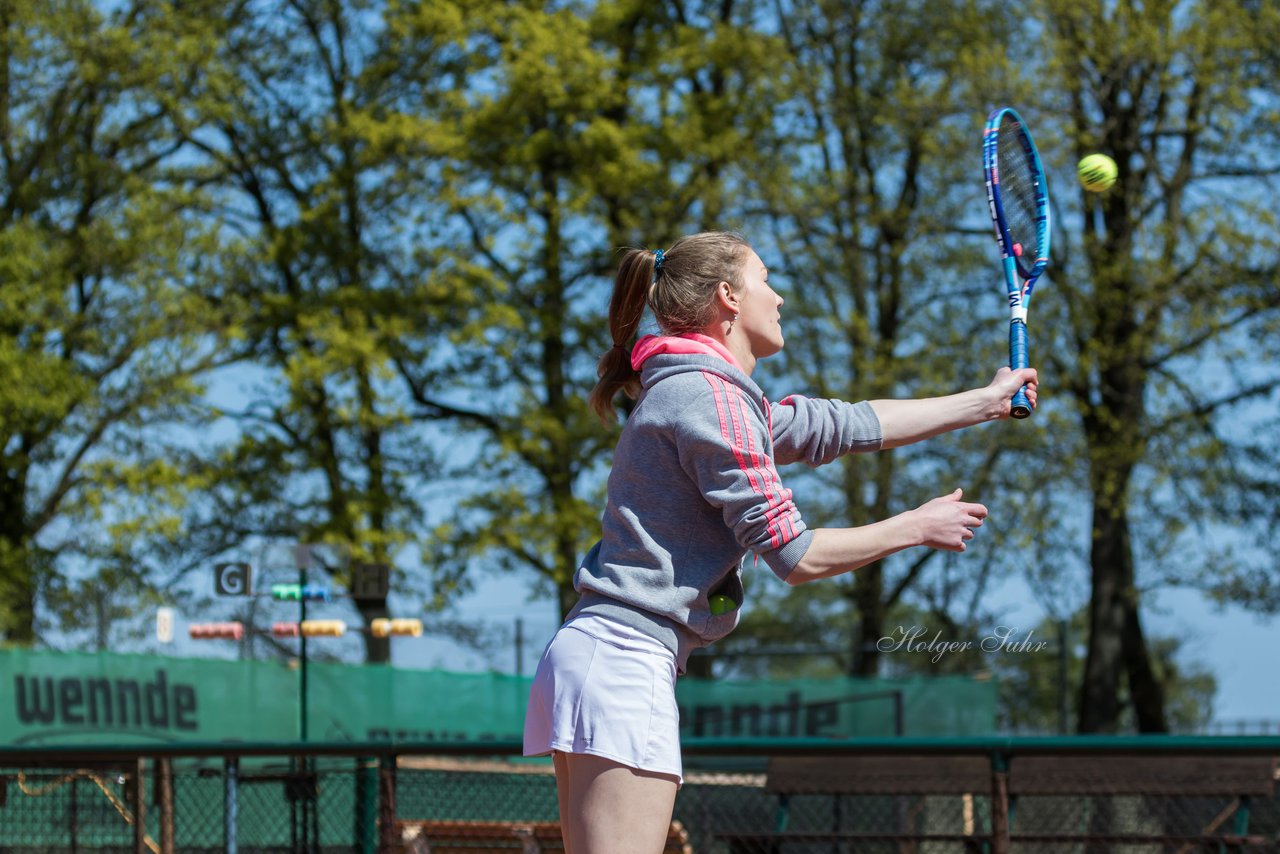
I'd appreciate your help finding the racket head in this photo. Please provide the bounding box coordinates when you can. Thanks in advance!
[983,107,1051,291]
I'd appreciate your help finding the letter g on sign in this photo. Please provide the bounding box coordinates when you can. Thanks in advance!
[214,562,252,596]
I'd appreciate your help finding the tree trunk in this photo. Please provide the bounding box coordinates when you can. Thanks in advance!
[0,472,36,644]
[1078,500,1130,733]
[1124,595,1168,732]
[557,578,577,622]
[357,598,391,663]
[0,561,36,645]
[850,563,885,677]
[1077,375,1167,732]
[849,446,894,677]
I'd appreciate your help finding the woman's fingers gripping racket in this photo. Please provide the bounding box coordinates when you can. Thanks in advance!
[912,488,988,552]
[989,367,1039,418]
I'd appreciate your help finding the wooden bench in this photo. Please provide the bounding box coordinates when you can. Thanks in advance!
[1007,754,1278,851]
[716,753,1279,854]
[717,756,995,853]
[396,818,694,853]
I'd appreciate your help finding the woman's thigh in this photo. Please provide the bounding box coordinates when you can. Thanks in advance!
[554,751,678,854]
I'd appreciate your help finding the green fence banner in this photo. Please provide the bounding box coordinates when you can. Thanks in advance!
[675,676,995,739]
[304,658,533,743]
[2,648,995,746]
[3,648,297,746]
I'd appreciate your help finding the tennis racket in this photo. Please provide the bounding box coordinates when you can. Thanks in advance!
[982,107,1051,419]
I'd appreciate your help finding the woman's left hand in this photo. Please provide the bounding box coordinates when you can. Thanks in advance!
[987,367,1038,419]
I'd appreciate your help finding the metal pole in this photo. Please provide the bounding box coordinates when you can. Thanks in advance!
[299,559,308,742]
[515,618,524,677]
[1057,619,1070,734]
[70,772,79,854]
[355,756,377,854]
[378,753,398,853]
[297,554,313,852]
[224,757,239,854]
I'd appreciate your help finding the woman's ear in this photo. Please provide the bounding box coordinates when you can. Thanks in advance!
[715,280,738,312]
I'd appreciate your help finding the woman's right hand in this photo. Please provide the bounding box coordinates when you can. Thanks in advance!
[788,490,990,584]
[911,488,988,552]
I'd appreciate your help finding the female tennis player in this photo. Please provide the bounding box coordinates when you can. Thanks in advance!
[523,231,1036,853]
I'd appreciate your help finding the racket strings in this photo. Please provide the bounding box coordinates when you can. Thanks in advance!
[996,121,1042,259]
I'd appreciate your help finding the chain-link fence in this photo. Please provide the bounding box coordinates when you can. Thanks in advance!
[2,739,1277,852]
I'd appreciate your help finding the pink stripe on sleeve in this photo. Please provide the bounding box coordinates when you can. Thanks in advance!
[704,373,797,550]
[705,375,767,528]
[731,388,797,542]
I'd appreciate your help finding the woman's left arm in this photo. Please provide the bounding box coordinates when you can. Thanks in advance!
[871,367,1038,449]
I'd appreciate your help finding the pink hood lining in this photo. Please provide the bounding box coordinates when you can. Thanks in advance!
[630,333,744,373]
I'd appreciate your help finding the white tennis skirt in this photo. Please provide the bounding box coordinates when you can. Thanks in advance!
[523,612,682,783]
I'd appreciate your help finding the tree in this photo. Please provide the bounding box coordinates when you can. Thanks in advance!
[1037,0,1280,732]
[392,0,782,623]
[0,0,229,644]
[748,0,1035,677]
[995,611,1216,735]
[164,0,465,661]
[738,0,1279,737]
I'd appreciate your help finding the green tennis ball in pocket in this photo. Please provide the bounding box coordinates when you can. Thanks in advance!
[709,594,736,615]
[1077,153,1118,192]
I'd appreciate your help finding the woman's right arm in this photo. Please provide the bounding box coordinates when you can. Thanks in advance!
[786,489,988,585]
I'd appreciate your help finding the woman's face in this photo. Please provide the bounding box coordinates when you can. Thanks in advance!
[732,250,785,358]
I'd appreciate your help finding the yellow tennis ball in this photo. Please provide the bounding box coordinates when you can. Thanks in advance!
[1077,153,1118,192]
[709,594,736,615]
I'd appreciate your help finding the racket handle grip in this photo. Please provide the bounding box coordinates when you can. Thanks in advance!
[1008,319,1032,419]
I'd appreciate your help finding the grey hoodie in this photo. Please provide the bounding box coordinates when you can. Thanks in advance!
[569,334,883,672]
